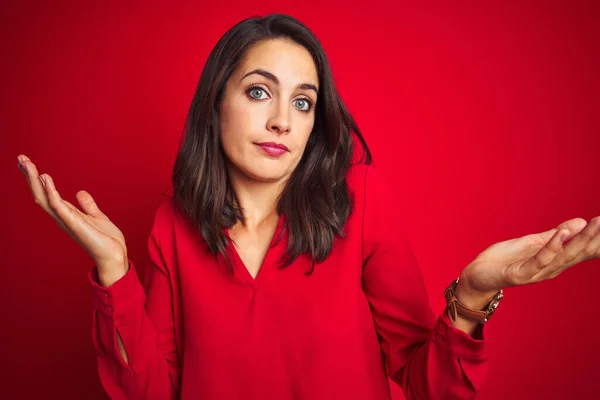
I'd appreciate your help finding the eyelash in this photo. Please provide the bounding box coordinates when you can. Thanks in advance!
[245,85,313,113]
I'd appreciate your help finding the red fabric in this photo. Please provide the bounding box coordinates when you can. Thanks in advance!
[88,163,488,400]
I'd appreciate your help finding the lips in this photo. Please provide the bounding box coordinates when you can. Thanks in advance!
[255,142,289,157]
[255,142,289,151]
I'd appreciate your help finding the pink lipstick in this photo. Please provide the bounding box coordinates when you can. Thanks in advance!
[255,142,289,157]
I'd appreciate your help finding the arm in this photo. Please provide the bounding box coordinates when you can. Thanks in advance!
[361,166,488,400]
[88,207,181,399]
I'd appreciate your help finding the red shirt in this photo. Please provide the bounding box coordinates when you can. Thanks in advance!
[89,163,488,400]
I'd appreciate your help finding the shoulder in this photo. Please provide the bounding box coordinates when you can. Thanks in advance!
[147,195,182,244]
[346,162,394,204]
[152,194,209,247]
[347,163,408,241]
[154,195,176,225]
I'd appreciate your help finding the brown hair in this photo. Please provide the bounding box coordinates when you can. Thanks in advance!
[171,14,372,274]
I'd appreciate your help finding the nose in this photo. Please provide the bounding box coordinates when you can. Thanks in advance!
[267,99,291,134]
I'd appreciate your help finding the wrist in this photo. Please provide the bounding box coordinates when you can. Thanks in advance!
[455,274,501,311]
[98,258,129,288]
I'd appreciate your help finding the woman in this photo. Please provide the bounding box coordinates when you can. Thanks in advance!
[17,13,599,400]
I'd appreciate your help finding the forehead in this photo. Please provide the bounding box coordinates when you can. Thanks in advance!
[237,39,319,85]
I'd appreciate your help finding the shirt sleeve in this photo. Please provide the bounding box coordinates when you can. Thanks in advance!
[88,206,181,399]
[361,165,488,400]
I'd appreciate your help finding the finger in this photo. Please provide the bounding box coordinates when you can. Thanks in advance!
[61,192,115,252]
[17,155,32,188]
[58,199,90,245]
[76,190,108,219]
[45,185,98,223]
[521,228,570,282]
[557,216,600,267]
[19,156,64,224]
[44,174,87,228]
[44,174,111,258]
[523,227,558,248]
[585,218,600,258]
[36,173,85,243]
[555,217,588,242]
[19,155,41,201]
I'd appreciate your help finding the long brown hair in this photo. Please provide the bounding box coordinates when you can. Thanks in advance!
[171,14,372,274]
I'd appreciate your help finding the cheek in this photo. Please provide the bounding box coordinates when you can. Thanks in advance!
[296,119,314,148]
[220,101,257,152]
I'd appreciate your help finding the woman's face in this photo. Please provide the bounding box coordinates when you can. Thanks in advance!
[219,38,319,183]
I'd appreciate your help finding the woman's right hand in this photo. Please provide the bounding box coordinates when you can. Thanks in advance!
[18,154,129,287]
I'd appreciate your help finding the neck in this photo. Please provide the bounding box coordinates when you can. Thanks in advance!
[226,163,287,230]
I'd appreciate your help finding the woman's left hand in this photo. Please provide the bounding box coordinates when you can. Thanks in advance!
[459,216,600,298]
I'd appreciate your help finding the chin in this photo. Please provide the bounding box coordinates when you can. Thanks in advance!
[244,168,289,183]
[225,152,297,183]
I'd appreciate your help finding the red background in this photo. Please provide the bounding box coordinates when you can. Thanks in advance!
[3,0,599,399]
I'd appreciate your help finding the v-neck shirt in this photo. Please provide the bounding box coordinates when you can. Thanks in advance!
[224,212,286,285]
[88,163,488,400]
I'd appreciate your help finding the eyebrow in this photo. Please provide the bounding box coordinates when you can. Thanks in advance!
[241,69,319,95]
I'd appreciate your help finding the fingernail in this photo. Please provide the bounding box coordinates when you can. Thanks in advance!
[40,175,46,188]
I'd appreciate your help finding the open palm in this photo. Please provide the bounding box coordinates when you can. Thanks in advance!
[18,154,127,268]
[463,217,600,294]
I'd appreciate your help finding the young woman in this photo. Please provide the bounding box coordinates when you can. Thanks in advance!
[18,13,600,400]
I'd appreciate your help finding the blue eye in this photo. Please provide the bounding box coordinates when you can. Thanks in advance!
[246,85,312,112]
[294,98,312,112]
[247,86,268,100]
